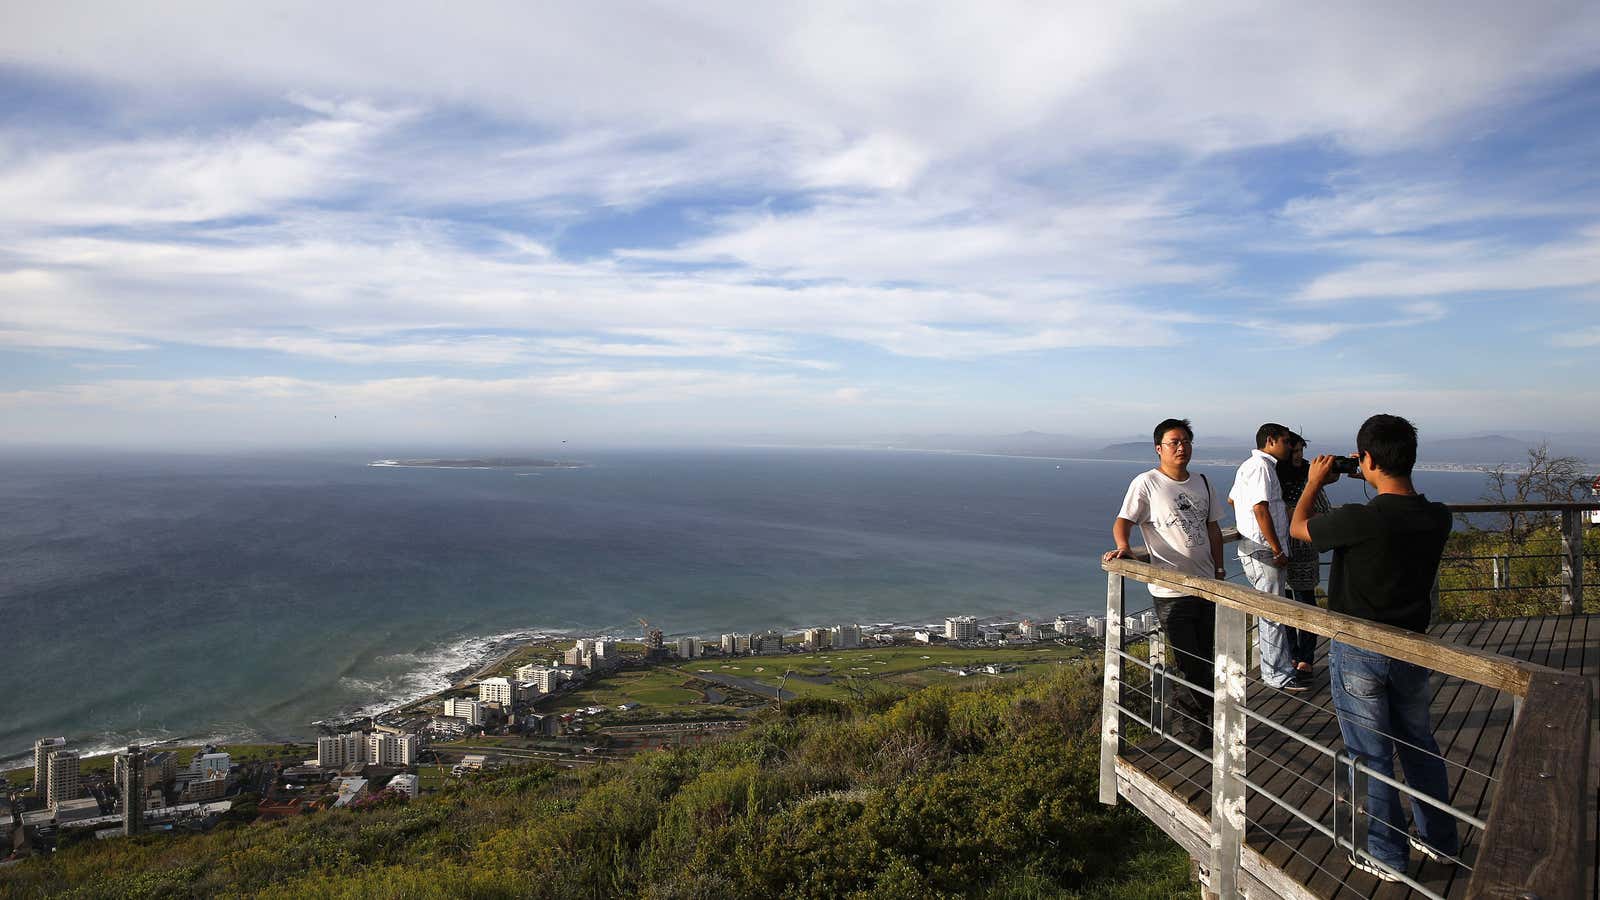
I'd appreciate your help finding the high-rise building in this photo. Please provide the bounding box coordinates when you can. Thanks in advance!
[478,677,515,705]
[802,627,830,651]
[118,745,145,836]
[317,732,366,768]
[593,639,614,658]
[751,630,785,654]
[576,638,596,654]
[443,697,486,725]
[721,633,747,655]
[944,616,978,642]
[366,733,419,766]
[46,748,81,808]
[33,737,66,795]
[1086,616,1106,638]
[677,637,701,659]
[830,624,862,649]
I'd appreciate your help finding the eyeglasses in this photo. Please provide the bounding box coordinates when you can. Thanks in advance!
[1159,439,1194,449]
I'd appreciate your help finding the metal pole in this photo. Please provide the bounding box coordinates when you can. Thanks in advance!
[1561,508,1583,615]
[1210,604,1248,899]
[1100,571,1125,806]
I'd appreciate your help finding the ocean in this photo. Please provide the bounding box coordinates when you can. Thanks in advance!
[0,446,1495,766]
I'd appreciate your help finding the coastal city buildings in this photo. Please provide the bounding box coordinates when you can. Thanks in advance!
[388,773,419,798]
[444,697,486,725]
[944,615,978,643]
[34,736,65,794]
[802,627,830,651]
[478,676,516,705]
[831,624,862,649]
[677,637,701,658]
[752,630,784,654]
[316,732,419,768]
[117,745,145,836]
[1086,617,1106,639]
[46,747,81,809]
[721,633,750,655]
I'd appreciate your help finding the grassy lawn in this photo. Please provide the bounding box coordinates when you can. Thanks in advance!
[415,764,448,792]
[675,643,1083,701]
[541,668,742,718]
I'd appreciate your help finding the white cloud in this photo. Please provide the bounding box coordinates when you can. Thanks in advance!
[1552,327,1600,348]
[1296,226,1600,302]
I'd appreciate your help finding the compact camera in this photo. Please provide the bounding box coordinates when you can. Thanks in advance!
[1331,455,1362,476]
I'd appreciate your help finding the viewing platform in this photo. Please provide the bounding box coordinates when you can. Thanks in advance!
[1099,503,1600,900]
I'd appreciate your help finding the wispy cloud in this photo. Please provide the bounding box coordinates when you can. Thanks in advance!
[1,3,1598,443]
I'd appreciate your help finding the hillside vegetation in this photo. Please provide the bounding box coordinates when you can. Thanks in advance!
[0,660,1192,900]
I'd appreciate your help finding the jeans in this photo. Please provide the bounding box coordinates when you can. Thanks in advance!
[1154,595,1214,735]
[1239,544,1295,688]
[1286,588,1318,667]
[1328,641,1459,870]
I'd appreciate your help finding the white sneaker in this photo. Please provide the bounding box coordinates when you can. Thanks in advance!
[1409,835,1456,865]
[1350,855,1404,883]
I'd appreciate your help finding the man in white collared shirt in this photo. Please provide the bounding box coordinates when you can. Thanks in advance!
[1229,423,1304,691]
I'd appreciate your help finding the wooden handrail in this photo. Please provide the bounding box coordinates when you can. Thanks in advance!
[1465,672,1591,899]
[1102,557,1548,695]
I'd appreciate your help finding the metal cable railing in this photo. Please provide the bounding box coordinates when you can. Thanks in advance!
[1097,506,1593,900]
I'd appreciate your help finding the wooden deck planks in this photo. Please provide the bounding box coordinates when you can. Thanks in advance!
[1122,613,1600,899]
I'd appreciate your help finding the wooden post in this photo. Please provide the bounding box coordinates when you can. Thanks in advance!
[1210,604,1248,899]
[1100,572,1125,806]
[1466,674,1591,899]
[1561,508,1583,615]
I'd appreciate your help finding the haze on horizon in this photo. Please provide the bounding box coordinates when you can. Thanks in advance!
[2,2,1598,450]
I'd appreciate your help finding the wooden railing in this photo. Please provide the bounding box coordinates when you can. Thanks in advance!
[1098,504,1596,899]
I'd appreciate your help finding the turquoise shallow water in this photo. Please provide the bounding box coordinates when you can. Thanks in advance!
[0,446,1492,765]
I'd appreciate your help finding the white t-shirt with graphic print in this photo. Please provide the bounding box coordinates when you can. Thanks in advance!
[1116,468,1221,598]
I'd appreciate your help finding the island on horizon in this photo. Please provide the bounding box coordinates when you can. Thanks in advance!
[369,457,585,469]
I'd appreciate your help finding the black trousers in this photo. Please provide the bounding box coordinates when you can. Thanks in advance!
[1155,595,1215,731]
[1286,587,1318,666]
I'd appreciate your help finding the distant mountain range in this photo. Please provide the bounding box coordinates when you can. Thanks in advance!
[873,431,1599,468]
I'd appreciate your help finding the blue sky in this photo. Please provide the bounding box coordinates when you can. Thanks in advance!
[1,2,1598,448]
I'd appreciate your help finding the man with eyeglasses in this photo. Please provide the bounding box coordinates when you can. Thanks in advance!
[1105,417,1226,747]
[1229,423,1306,692]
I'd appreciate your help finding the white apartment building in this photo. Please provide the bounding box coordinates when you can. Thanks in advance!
[677,637,701,659]
[46,749,81,808]
[802,627,830,651]
[478,677,515,705]
[1019,620,1041,640]
[34,737,66,794]
[317,732,366,768]
[721,633,749,655]
[1054,615,1074,635]
[944,615,978,643]
[593,639,614,658]
[317,732,418,767]
[443,697,486,725]
[388,773,419,798]
[367,733,419,766]
[1086,616,1106,639]
[830,624,862,649]
[575,638,596,654]
[1140,611,1159,633]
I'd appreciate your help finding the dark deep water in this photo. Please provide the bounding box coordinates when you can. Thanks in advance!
[0,446,1495,765]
